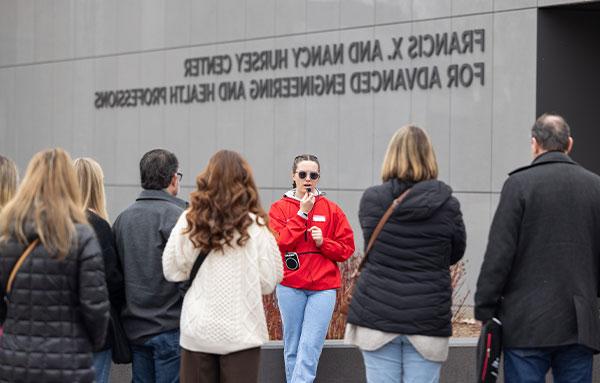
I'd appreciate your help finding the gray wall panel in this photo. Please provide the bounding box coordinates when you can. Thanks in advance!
[74,0,95,58]
[275,0,306,35]
[72,60,95,159]
[491,9,536,191]
[13,67,32,166]
[0,0,17,67]
[303,30,340,190]
[244,98,275,188]
[341,0,375,29]
[247,0,276,40]
[452,0,493,15]
[116,0,141,54]
[31,65,53,149]
[217,0,246,42]
[455,192,492,303]
[105,185,142,223]
[53,0,75,62]
[16,0,35,65]
[33,0,54,62]
[53,62,74,151]
[141,0,166,51]
[374,0,412,24]
[307,0,340,32]
[93,0,117,57]
[409,18,452,184]
[273,94,306,189]
[494,0,537,11]
[0,71,9,155]
[334,190,363,251]
[338,92,373,191]
[92,57,118,184]
[165,0,191,48]
[412,0,452,19]
[449,14,493,192]
[371,23,413,185]
[190,0,217,46]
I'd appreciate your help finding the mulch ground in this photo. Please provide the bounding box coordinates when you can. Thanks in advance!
[452,319,481,338]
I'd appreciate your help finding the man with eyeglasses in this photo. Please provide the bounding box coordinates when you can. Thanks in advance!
[113,149,188,383]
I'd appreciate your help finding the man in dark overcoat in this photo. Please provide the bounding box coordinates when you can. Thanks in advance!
[475,113,600,382]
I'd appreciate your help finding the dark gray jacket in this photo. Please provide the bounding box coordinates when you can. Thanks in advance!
[0,224,109,382]
[475,151,600,352]
[113,189,187,344]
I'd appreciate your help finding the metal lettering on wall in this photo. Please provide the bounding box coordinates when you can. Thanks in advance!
[94,29,485,109]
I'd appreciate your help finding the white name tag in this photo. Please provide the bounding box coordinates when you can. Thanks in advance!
[313,215,326,222]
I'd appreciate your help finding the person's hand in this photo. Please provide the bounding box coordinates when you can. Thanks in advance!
[300,191,315,214]
[309,226,323,247]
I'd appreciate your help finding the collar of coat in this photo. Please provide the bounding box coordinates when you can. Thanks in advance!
[136,189,189,209]
[509,150,577,176]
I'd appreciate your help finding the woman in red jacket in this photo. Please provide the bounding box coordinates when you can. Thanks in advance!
[269,154,355,383]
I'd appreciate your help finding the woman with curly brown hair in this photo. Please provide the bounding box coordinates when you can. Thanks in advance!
[162,150,283,383]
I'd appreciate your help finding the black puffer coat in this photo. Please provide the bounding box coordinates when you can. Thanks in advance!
[347,179,466,336]
[0,224,110,383]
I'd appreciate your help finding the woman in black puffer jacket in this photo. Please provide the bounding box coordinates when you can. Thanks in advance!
[345,125,466,383]
[0,148,109,383]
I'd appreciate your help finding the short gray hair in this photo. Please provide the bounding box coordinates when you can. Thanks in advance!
[531,113,571,152]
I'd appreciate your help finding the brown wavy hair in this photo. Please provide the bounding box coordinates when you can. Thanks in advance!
[184,150,269,252]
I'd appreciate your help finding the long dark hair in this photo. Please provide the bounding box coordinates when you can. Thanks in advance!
[184,150,268,252]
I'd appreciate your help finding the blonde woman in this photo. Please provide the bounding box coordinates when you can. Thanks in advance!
[74,157,124,383]
[0,148,110,382]
[345,126,466,383]
[0,155,18,211]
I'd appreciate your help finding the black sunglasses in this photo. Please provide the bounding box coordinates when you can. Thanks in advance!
[176,172,183,182]
[296,171,320,180]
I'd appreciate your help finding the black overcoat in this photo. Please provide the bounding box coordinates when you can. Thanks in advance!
[475,151,600,352]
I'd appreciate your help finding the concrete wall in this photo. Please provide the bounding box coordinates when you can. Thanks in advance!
[0,0,595,307]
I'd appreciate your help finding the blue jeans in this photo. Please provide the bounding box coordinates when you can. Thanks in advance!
[131,329,181,383]
[276,284,336,383]
[504,344,593,383]
[361,335,441,383]
[92,349,112,383]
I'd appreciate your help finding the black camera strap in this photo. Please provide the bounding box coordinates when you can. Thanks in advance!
[181,250,209,294]
[190,250,209,284]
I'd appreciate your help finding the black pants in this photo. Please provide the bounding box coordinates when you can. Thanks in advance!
[180,347,261,383]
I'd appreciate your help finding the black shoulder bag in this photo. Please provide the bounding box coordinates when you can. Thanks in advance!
[180,249,210,294]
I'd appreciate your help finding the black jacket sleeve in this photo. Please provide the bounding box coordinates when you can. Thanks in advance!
[474,177,524,321]
[449,197,467,265]
[92,215,125,309]
[77,227,110,350]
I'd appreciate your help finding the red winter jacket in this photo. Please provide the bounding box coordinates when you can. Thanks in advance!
[269,191,355,290]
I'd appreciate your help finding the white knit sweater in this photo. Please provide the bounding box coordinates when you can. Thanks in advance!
[162,211,283,355]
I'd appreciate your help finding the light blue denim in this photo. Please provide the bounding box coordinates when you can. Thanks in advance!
[92,348,112,383]
[276,284,336,383]
[131,329,180,383]
[362,335,442,383]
